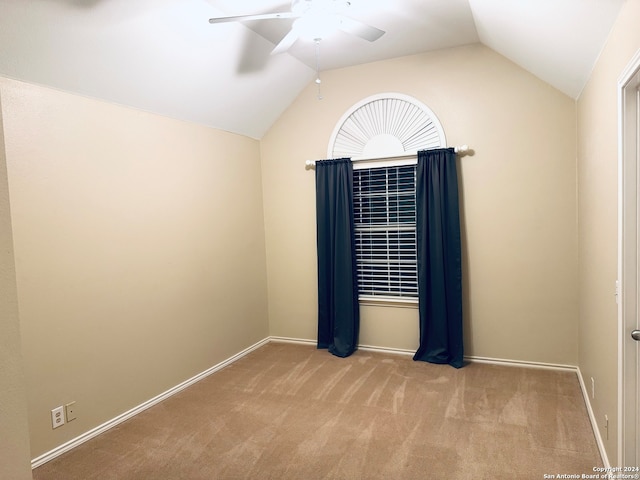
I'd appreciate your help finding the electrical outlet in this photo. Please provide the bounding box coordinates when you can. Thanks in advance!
[65,401,76,422]
[591,377,595,399]
[51,406,65,429]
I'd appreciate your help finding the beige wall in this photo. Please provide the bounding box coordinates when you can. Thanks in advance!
[261,44,578,365]
[0,85,33,479]
[1,77,270,458]
[577,0,640,463]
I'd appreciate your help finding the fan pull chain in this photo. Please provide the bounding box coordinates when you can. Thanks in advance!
[315,38,323,100]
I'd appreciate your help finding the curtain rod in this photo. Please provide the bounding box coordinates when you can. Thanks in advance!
[305,145,469,167]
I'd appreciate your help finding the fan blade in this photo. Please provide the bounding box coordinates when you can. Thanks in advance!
[209,12,299,24]
[271,29,300,55]
[337,15,385,42]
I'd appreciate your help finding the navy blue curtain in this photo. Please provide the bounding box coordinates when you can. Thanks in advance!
[315,158,360,358]
[413,148,464,368]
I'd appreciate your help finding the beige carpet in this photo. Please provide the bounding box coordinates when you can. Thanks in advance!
[33,342,602,479]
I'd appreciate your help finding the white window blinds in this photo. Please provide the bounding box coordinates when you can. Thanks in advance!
[352,164,418,300]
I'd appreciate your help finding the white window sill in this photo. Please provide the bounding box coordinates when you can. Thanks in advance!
[358,296,419,309]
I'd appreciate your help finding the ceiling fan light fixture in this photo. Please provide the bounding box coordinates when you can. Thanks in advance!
[209,0,382,57]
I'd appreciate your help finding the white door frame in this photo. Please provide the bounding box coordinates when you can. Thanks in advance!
[618,48,640,468]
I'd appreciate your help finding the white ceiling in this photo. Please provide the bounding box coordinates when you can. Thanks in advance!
[0,0,625,139]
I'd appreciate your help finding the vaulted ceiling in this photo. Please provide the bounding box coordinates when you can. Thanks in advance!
[0,0,625,139]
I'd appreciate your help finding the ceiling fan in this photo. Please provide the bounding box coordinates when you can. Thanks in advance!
[208,0,385,55]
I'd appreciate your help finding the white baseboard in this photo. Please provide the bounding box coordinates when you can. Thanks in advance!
[464,354,577,372]
[270,336,417,357]
[31,337,270,469]
[359,344,415,356]
[270,336,577,370]
[576,367,610,469]
[268,336,316,346]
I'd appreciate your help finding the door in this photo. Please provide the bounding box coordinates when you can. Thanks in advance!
[619,50,640,468]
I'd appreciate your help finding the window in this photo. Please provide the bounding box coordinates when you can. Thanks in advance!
[327,92,447,304]
[353,164,418,302]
